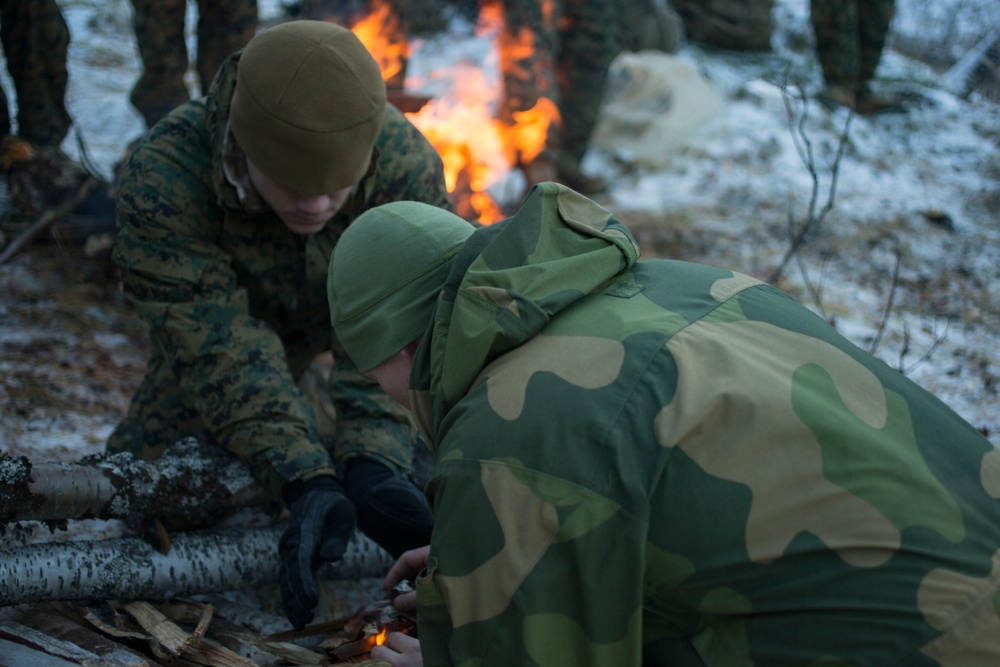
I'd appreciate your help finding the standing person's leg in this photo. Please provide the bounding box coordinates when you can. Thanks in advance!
[856,0,896,88]
[554,0,618,193]
[194,0,258,96]
[497,0,558,116]
[497,0,562,186]
[129,0,190,128]
[0,0,71,147]
[810,0,862,97]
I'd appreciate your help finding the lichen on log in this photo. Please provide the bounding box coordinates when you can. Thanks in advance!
[0,438,278,532]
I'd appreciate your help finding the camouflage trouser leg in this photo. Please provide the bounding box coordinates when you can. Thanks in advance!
[855,0,895,85]
[193,0,258,95]
[810,0,895,91]
[556,0,618,163]
[129,0,190,128]
[0,0,71,147]
[496,0,560,168]
[106,343,209,460]
[498,0,558,118]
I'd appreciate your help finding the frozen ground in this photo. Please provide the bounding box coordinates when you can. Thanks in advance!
[2,0,998,493]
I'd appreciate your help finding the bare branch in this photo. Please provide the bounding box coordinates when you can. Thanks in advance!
[903,319,953,375]
[0,176,101,266]
[868,235,904,356]
[768,76,854,285]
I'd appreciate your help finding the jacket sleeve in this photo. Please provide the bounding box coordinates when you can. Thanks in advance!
[327,345,418,472]
[113,106,336,498]
[418,457,647,666]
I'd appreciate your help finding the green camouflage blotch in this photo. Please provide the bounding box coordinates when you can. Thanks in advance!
[793,363,965,543]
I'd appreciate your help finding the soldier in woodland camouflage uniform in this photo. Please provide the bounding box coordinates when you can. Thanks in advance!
[109,21,454,630]
[810,0,901,114]
[128,0,258,127]
[329,183,1000,666]
[0,0,71,147]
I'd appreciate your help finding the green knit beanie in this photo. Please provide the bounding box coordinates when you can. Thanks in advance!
[230,20,386,194]
[329,202,476,372]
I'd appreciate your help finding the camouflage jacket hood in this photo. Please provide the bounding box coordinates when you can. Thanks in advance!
[410,182,640,448]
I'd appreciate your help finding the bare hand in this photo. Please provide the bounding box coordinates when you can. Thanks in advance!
[370,631,422,667]
[384,545,429,612]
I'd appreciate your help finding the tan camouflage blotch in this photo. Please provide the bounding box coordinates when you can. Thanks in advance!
[982,448,1000,499]
[437,462,559,627]
[657,319,901,567]
[918,549,1000,665]
[479,334,625,420]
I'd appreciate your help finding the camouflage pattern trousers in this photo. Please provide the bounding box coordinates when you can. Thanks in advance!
[128,0,257,128]
[810,0,896,90]
[0,0,71,147]
[498,0,619,165]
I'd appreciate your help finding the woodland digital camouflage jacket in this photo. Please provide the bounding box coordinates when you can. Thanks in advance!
[408,183,1000,665]
[113,48,453,497]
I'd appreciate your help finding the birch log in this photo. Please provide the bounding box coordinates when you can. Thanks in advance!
[0,527,395,607]
[0,438,276,530]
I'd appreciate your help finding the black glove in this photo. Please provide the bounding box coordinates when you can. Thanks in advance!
[345,458,434,559]
[279,476,356,630]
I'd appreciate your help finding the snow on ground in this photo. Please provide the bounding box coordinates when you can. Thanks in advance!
[2,0,998,480]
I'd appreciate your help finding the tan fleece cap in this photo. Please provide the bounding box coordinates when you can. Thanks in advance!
[230,20,387,194]
[329,202,476,372]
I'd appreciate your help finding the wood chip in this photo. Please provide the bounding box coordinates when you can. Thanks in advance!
[123,601,192,656]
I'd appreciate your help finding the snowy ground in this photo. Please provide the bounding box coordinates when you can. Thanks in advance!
[2,0,998,499]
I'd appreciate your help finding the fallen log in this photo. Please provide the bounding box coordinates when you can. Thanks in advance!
[0,526,395,607]
[0,438,278,532]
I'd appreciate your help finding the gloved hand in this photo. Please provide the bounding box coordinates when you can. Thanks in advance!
[345,458,434,559]
[279,476,356,630]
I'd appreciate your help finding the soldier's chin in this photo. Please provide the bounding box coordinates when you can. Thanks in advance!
[282,214,329,235]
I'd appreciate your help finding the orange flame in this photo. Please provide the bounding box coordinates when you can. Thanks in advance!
[351,0,408,86]
[375,629,388,646]
[352,0,560,224]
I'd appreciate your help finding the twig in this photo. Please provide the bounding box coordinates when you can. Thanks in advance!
[900,318,952,375]
[868,236,903,356]
[0,176,100,265]
[793,248,830,322]
[767,77,854,285]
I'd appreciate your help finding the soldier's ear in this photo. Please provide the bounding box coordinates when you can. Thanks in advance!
[401,338,421,364]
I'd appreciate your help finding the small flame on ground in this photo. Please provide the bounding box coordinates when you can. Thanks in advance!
[375,629,388,646]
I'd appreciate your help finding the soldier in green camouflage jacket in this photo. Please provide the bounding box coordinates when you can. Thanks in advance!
[329,183,1000,666]
[109,20,453,630]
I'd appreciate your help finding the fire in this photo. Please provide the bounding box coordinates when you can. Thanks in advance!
[350,0,408,87]
[350,0,560,224]
[374,629,388,646]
